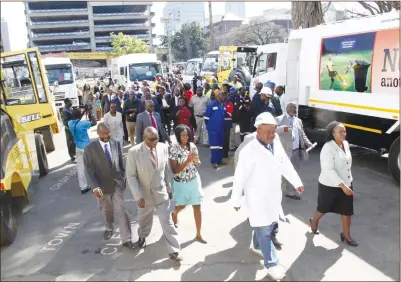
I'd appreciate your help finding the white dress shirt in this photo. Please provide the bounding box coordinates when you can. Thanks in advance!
[144,143,157,163]
[99,139,112,161]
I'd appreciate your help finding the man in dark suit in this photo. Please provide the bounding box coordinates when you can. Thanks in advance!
[136,100,171,144]
[101,88,113,115]
[62,98,76,162]
[168,87,181,129]
[83,123,136,250]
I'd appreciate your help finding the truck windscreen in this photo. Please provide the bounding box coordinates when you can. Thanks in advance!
[202,55,218,72]
[45,64,74,85]
[129,63,161,81]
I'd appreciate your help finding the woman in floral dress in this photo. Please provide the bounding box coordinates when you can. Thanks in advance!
[169,124,206,244]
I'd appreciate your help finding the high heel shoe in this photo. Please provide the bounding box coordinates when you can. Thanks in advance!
[340,233,358,247]
[309,218,319,234]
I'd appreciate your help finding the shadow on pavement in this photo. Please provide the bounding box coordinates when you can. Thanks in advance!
[213,190,232,204]
[180,220,264,281]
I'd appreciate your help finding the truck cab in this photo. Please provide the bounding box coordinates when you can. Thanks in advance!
[182,58,203,85]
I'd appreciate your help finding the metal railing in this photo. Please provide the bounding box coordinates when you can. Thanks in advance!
[38,44,91,52]
[29,8,88,13]
[93,12,147,17]
[95,23,148,28]
[33,31,90,37]
[95,34,149,40]
[31,20,89,25]
[96,46,113,51]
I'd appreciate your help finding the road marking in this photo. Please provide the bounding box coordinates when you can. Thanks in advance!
[49,168,77,191]
[101,228,122,256]
[39,222,80,253]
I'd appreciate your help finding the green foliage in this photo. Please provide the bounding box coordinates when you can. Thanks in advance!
[159,21,207,62]
[108,32,149,58]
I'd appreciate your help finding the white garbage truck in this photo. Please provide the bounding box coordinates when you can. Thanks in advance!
[42,55,79,110]
[110,53,163,89]
[278,11,399,183]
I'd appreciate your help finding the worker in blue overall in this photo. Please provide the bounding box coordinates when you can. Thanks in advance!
[204,90,226,169]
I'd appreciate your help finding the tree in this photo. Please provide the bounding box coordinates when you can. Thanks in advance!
[223,19,287,46]
[346,1,400,17]
[291,2,324,29]
[108,32,149,58]
[159,21,207,62]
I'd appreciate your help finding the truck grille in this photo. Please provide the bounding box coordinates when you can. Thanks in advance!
[54,92,65,101]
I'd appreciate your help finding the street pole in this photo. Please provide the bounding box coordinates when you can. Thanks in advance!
[208,1,215,51]
[160,16,172,68]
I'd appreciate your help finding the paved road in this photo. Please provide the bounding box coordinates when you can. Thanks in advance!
[1,127,399,281]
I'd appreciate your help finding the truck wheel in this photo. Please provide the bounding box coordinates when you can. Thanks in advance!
[40,126,55,153]
[388,136,400,184]
[35,134,49,177]
[0,193,17,246]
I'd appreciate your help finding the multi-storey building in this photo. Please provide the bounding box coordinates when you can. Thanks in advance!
[1,17,11,52]
[225,2,246,19]
[163,2,205,35]
[25,1,155,54]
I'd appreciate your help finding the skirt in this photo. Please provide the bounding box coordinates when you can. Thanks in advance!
[173,175,203,206]
[317,182,353,216]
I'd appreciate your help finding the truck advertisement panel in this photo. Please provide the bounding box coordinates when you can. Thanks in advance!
[319,28,399,94]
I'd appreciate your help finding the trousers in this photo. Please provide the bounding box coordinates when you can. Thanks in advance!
[229,123,239,149]
[223,127,231,158]
[65,128,76,159]
[253,224,279,268]
[137,199,181,254]
[208,130,224,164]
[282,149,302,196]
[126,121,136,145]
[76,148,88,190]
[98,185,132,244]
[195,116,209,145]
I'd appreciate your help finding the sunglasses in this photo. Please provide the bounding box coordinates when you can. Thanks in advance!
[148,105,155,107]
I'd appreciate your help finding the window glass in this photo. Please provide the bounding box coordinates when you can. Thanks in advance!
[255,53,277,76]
[28,51,48,103]
[1,54,37,105]
[220,51,231,71]
[129,63,161,81]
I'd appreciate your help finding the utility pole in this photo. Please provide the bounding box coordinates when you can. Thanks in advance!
[160,16,173,68]
[208,1,215,51]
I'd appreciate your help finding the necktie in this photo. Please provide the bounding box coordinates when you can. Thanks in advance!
[104,144,112,164]
[268,144,274,155]
[149,113,157,129]
[290,117,295,140]
[150,149,156,168]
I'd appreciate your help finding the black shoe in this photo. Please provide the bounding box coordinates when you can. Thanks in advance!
[81,187,91,194]
[104,230,113,240]
[212,163,218,169]
[70,157,76,162]
[137,237,146,248]
[123,241,137,250]
[340,233,358,247]
[204,144,210,148]
[286,194,301,200]
[169,252,183,262]
[310,218,319,234]
[230,146,238,152]
[271,235,282,250]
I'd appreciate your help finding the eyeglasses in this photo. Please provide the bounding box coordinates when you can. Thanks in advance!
[146,137,159,142]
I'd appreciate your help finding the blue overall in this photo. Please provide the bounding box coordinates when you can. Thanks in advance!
[204,100,226,165]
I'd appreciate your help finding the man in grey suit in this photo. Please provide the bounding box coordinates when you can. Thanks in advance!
[136,100,171,145]
[126,126,182,262]
[275,101,313,200]
[84,123,136,250]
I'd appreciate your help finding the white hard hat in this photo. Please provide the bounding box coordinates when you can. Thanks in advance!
[254,112,277,128]
[260,87,273,96]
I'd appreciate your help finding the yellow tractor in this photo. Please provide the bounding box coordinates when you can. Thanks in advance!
[1,48,60,245]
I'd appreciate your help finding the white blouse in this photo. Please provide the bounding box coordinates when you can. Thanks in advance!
[318,140,353,187]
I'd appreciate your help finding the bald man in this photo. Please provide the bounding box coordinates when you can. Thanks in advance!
[126,126,182,261]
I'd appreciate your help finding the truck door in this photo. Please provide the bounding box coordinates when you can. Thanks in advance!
[218,51,232,83]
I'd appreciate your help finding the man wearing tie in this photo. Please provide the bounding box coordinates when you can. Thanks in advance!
[126,126,182,262]
[84,123,136,250]
[276,101,313,200]
[136,100,171,144]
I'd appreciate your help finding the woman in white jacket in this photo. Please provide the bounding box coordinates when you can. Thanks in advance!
[103,102,124,149]
[310,121,357,247]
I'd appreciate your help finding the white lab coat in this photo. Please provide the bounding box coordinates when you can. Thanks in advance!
[231,134,303,227]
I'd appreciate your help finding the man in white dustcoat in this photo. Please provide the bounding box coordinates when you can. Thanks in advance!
[231,112,304,281]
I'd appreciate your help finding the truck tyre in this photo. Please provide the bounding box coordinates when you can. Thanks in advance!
[388,136,400,184]
[35,134,49,177]
[0,193,17,246]
[40,126,55,153]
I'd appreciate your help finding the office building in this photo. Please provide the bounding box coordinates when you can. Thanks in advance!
[163,2,205,35]
[25,1,155,54]
[1,17,11,52]
[225,2,246,19]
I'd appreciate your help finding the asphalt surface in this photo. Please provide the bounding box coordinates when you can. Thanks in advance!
[1,126,399,281]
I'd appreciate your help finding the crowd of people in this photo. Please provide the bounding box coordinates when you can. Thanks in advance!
[61,73,356,281]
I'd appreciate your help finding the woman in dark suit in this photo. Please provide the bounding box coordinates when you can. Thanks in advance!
[310,121,357,246]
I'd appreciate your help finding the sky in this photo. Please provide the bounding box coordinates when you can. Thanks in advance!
[1,1,365,51]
